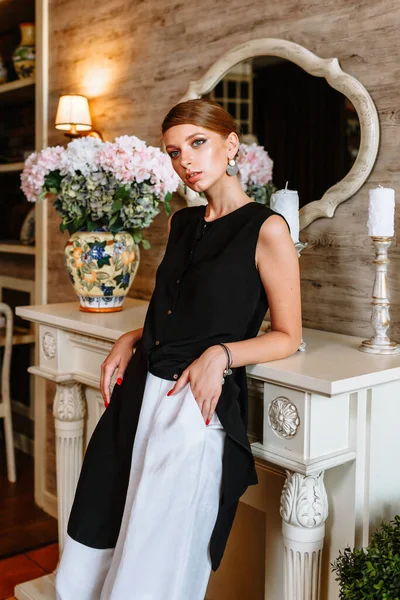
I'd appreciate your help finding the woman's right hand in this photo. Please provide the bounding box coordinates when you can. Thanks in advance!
[100,329,142,408]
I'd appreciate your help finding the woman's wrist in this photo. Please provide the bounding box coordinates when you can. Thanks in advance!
[206,344,230,370]
[122,328,143,347]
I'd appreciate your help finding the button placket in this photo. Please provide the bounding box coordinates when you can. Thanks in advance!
[159,220,203,347]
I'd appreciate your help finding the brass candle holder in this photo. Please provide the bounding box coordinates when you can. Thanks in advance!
[359,236,400,354]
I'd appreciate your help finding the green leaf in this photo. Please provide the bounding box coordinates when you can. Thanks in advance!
[97,256,111,268]
[141,238,151,250]
[109,213,119,226]
[87,219,99,232]
[109,216,124,233]
[44,169,62,191]
[163,200,171,216]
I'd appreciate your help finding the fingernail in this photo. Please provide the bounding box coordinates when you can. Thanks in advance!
[167,389,173,396]
[116,378,122,385]
[104,401,109,409]
[206,418,210,426]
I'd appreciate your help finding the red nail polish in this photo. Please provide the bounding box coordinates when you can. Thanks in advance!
[167,389,173,396]
[116,377,122,385]
[206,418,210,426]
[104,401,109,408]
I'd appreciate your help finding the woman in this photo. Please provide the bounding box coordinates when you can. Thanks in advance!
[55,99,302,599]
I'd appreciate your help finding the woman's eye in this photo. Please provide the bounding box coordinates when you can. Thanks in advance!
[193,139,206,147]
[169,150,179,159]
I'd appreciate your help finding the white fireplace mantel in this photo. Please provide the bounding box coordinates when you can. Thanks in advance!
[14,298,400,600]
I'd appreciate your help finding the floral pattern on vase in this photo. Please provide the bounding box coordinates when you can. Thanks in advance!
[64,231,140,312]
[12,23,36,80]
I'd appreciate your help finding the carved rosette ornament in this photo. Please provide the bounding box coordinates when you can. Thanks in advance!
[280,470,329,528]
[42,331,56,359]
[53,382,86,422]
[268,396,300,439]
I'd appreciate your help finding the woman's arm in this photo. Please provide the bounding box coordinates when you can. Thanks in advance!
[208,213,302,367]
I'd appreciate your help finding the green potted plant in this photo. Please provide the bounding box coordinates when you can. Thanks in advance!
[332,515,400,599]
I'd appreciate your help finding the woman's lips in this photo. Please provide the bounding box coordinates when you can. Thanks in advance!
[186,171,202,184]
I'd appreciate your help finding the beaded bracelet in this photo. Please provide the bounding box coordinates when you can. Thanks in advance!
[219,342,232,383]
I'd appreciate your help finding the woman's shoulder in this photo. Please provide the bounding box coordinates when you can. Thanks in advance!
[170,204,204,226]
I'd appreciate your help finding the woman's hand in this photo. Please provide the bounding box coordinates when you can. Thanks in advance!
[100,329,142,408]
[167,345,227,424]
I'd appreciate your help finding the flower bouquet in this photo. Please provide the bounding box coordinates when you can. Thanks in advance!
[21,136,180,312]
[236,142,277,206]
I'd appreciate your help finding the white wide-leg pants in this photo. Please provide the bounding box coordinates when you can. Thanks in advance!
[55,371,226,600]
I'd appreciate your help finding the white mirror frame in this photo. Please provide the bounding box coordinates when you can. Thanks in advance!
[176,38,379,231]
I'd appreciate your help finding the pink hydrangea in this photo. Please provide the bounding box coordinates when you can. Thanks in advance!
[98,135,179,197]
[237,143,274,189]
[20,146,65,202]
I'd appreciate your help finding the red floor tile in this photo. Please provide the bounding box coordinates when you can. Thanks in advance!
[26,543,59,573]
[0,554,46,599]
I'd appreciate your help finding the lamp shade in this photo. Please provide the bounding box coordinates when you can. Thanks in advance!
[55,95,92,132]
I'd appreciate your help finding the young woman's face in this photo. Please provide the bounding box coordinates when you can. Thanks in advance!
[163,124,237,192]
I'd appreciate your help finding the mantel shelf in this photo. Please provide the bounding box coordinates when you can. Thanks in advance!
[0,241,35,255]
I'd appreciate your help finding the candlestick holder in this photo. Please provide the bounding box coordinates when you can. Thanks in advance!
[359,236,400,354]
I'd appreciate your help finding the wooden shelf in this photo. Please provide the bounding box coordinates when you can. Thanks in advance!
[0,241,35,255]
[0,77,35,107]
[0,162,25,173]
[0,77,34,95]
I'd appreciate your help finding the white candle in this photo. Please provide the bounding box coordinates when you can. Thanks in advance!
[270,187,300,243]
[367,187,395,236]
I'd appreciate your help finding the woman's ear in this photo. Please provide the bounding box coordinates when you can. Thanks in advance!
[227,131,239,158]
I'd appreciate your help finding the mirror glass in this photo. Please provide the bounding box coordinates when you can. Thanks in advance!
[203,57,361,210]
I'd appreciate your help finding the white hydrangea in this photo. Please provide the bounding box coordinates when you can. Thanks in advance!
[59,137,103,177]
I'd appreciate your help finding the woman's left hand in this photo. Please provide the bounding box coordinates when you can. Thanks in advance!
[167,345,227,424]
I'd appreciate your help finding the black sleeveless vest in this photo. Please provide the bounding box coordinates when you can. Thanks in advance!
[67,201,291,572]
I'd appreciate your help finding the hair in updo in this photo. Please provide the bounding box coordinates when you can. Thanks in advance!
[161,99,241,144]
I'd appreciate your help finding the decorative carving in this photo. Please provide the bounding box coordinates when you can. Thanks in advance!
[53,382,86,422]
[67,331,114,353]
[280,470,329,528]
[177,38,379,229]
[268,396,300,439]
[42,331,56,359]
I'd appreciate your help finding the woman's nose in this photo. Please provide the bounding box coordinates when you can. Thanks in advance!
[180,150,193,169]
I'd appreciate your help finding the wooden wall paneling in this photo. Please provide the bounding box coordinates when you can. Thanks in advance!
[41,1,400,582]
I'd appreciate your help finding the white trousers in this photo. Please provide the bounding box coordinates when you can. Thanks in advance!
[55,371,226,600]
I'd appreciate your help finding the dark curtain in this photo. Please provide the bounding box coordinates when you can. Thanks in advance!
[253,61,350,209]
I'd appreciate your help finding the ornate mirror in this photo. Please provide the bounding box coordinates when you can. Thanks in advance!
[176,38,379,230]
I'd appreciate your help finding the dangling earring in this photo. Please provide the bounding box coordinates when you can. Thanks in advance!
[226,158,239,176]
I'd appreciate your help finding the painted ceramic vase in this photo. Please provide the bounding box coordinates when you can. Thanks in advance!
[12,23,36,80]
[64,231,140,312]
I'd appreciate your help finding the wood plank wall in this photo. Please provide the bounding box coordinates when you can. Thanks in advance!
[44,0,400,489]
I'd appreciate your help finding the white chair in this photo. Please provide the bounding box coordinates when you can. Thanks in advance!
[0,302,16,482]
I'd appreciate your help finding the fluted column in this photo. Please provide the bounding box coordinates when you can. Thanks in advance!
[280,470,329,600]
[53,382,86,552]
